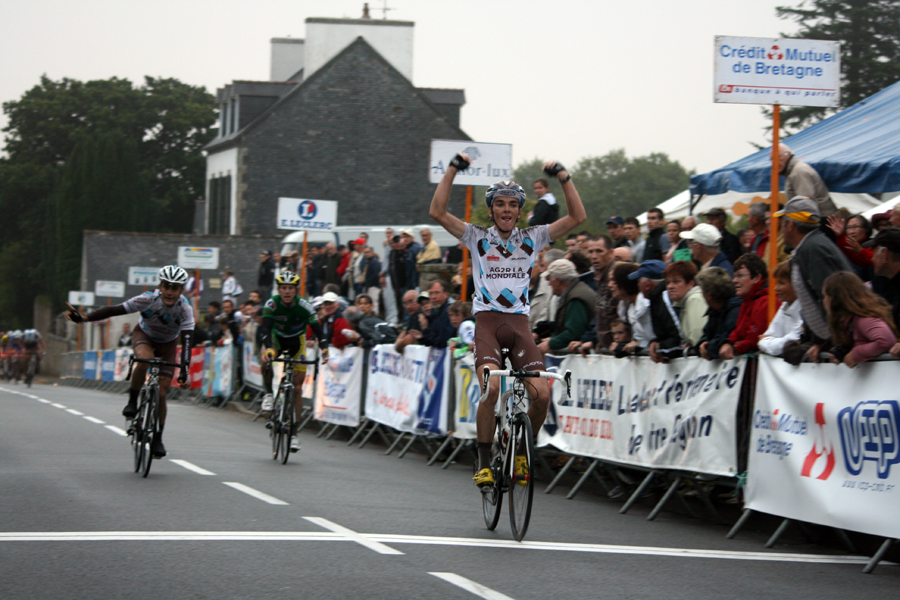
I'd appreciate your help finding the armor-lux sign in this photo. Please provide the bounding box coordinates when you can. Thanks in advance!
[277,198,337,231]
[714,36,841,107]
[429,140,513,187]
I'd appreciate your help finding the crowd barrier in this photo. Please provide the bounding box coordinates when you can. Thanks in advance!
[57,342,900,570]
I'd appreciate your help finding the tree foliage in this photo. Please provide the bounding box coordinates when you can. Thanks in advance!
[0,75,216,328]
[769,0,900,132]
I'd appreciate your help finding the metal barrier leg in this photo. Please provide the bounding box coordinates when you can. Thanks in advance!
[834,528,856,554]
[324,424,343,441]
[346,418,369,446]
[358,422,382,449]
[765,518,792,548]
[427,436,453,466]
[296,410,316,433]
[544,457,576,494]
[619,471,657,515]
[726,509,754,539]
[441,439,471,469]
[863,538,895,574]
[565,459,601,500]
[397,434,419,458]
[384,432,406,455]
[648,476,682,521]
[693,481,723,524]
[315,422,331,438]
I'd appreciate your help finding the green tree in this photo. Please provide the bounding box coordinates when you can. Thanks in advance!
[770,0,900,132]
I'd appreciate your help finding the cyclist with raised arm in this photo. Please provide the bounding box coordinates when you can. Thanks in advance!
[258,270,329,453]
[430,153,586,487]
[67,266,194,458]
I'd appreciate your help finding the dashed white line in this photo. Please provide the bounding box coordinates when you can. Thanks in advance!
[430,573,515,600]
[50,403,66,409]
[65,409,84,416]
[222,482,289,505]
[303,517,404,555]
[36,398,51,404]
[105,425,129,437]
[83,416,105,424]
[170,460,216,476]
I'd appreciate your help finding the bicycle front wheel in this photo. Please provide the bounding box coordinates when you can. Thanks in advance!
[279,389,294,465]
[508,413,535,541]
[132,391,146,473]
[140,387,158,478]
[271,393,284,461]
[479,452,504,530]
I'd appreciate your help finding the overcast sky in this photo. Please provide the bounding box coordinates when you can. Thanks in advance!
[1,0,792,175]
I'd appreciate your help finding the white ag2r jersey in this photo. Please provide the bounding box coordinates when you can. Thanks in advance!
[460,223,551,315]
[122,291,195,343]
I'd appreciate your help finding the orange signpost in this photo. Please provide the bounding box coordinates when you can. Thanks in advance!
[767,105,781,323]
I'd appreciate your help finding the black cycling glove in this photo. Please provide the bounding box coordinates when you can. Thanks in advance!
[449,153,470,171]
[543,162,565,177]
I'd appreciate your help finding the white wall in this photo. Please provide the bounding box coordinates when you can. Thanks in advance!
[304,18,414,81]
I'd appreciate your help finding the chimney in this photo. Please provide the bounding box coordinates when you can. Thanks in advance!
[270,37,305,81]
[304,17,414,81]
[362,3,371,19]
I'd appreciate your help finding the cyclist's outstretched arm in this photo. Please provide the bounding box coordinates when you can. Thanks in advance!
[429,153,470,239]
[66,302,127,322]
[546,162,587,242]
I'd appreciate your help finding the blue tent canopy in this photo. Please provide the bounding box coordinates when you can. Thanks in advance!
[690,80,900,196]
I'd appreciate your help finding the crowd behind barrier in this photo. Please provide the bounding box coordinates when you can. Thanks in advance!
[55,342,900,566]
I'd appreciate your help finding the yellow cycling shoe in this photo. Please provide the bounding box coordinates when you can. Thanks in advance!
[514,455,529,486]
[473,467,494,487]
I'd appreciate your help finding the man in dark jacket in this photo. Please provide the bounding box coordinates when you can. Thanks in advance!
[419,280,456,348]
[643,208,670,262]
[703,208,744,265]
[258,250,275,293]
[537,259,596,354]
[629,259,682,362]
[528,178,559,226]
[694,267,742,360]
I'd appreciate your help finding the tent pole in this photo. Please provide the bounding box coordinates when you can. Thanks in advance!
[767,104,781,323]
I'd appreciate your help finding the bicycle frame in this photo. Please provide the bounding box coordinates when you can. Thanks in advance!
[126,355,183,477]
[267,354,318,464]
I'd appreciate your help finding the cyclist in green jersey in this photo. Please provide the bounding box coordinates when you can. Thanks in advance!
[259,271,329,452]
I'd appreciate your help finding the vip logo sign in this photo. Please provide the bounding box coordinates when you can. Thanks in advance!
[277,198,337,231]
[714,36,841,107]
[178,247,219,270]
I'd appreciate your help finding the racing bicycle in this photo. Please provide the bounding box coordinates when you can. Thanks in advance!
[266,355,318,464]
[478,363,571,541]
[126,355,182,478]
[24,352,40,387]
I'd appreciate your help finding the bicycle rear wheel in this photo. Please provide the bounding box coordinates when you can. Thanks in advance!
[271,392,284,461]
[279,388,294,464]
[140,387,158,478]
[508,413,535,541]
[25,355,36,387]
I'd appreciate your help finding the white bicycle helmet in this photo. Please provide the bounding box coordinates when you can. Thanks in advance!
[158,265,189,285]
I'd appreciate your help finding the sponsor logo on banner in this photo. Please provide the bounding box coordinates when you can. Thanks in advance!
[314,346,362,427]
[366,344,447,435]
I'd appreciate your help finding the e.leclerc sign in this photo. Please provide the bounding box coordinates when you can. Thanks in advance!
[277,198,337,231]
[714,36,840,107]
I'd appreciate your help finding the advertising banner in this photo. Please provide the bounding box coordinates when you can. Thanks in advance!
[177,247,219,270]
[714,36,841,107]
[539,355,745,476]
[128,267,160,286]
[416,347,450,435]
[95,280,125,298]
[429,140,513,187]
[242,342,264,390]
[100,350,117,382]
[747,355,900,539]
[277,198,337,231]
[314,346,363,427]
[113,348,132,382]
[365,344,430,434]
[83,351,100,380]
[202,343,233,397]
[452,354,481,440]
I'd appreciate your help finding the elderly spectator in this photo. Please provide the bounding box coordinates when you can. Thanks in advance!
[606,215,628,248]
[695,267,742,360]
[628,259,682,362]
[258,250,276,294]
[778,143,837,218]
[681,215,698,232]
[718,254,775,360]
[776,196,853,361]
[529,177,559,226]
[826,213,875,280]
[419,280,456,348]
[747,202,771,258]
[869,228,900,334]
[612,246,632,262]
[702,208,743,264]
[416,228,442,266]
[397,289,421,331]
[537,259,596,354]
[644,208,670,262]
[609,261,653,354]
[316,291,343,346]
[680,223,733,275]
[759,262,804,357]
[622,217,646,263]
[823,271,899,367]
[664,260,708,348]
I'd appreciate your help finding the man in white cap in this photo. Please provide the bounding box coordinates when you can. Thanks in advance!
[680,223,734,275]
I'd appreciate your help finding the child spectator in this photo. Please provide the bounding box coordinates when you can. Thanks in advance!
[759,262,804,357]
[447,301,475,359]
[823,271,899,367]
[607,319,633,358]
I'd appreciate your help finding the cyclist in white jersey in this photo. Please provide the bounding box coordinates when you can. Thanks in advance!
[430,152,587,487]
[67,266,194,458]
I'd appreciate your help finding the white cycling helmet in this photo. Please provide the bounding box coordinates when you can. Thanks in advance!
[158,265,189,285]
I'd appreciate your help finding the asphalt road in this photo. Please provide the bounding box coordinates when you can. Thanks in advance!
[1,382,896,600]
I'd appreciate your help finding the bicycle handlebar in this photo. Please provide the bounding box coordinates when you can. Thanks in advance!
[270,356,318,366]
[126,355,186,381]
[481,365,572,401]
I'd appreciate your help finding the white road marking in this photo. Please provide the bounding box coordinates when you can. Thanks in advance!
[65,409,84,416]
[222,482,288,505]
[430,573,515,600]
[0,530,881,565]
[50,403,66,409]
[303,517,404,555]
[83,416,105,424]
[170,460,215,476]
[36,398,51,403]
[105,425,129,437]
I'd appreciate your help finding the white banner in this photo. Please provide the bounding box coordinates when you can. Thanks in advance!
[452,354,481,440]
[714,36,840,107]
[747,355,900,539]
[242,343,264,389]
[128,266,160,286]
[429,140,513,187]
[114,348,133,382]
[365,344,430,434]
[277,198,337,231]
[314,346,363,427]
[540,355,745,476]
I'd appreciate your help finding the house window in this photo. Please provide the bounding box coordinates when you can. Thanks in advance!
[208,175,231,234]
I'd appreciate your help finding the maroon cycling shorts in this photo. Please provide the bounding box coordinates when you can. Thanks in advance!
[472,312,545,371]
[131,325,179,378]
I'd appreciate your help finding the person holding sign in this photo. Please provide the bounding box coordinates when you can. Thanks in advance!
[430,153,586,487]
[66,266,195,458]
